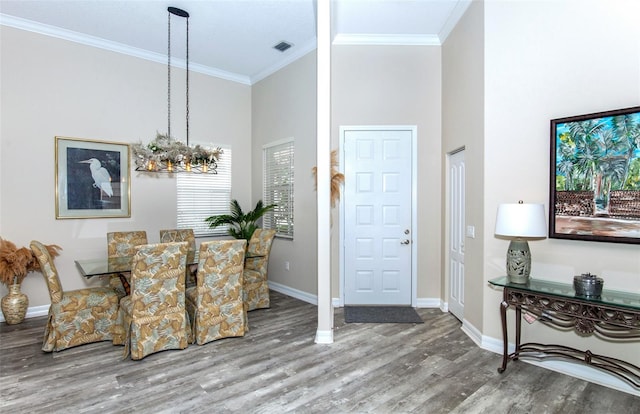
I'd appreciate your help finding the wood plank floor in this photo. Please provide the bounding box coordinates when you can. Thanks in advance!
[1,291,638,413]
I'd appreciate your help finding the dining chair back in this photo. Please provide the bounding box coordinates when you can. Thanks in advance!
[186,239,247,345]
[244,228,276,311]
[159,228,197,286]
[106,231,148,298]
[159,229,196,251]
[115,241,190,360]
[30,240,119,352]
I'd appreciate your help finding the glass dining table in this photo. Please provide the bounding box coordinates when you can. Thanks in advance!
[75,250,199,278]
[75,250,263,278]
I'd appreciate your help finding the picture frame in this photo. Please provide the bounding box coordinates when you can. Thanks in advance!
[549,106,640,244]
[55,136,131,219]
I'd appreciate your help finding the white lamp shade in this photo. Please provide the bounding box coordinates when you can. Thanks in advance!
[495,203,547,238]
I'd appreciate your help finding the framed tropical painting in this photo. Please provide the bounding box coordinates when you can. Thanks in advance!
[549,106,640,244]
[55,136,131,219]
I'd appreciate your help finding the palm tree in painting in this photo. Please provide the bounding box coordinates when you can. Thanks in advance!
[592,129,629,213]
[569,119,606,191]
[611,113,640,189]
[556,132,577,190]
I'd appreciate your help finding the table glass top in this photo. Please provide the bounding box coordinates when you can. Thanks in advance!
[489,276,640,311]
[75,250,264,278]
[75,250,199,278]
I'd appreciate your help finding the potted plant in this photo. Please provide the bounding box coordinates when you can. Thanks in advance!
[0,238,61,324]
[205,199,275,240]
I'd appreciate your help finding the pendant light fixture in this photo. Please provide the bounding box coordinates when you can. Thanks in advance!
[132,6,222,174]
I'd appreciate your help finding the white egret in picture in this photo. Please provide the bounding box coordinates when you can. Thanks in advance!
[79,158,114,197]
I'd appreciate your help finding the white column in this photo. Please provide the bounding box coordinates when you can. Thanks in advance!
[315,0,333,344]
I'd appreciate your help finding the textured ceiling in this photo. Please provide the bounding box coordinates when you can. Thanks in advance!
[0,0,470,84]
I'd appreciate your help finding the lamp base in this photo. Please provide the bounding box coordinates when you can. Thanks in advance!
[506,239,531,284]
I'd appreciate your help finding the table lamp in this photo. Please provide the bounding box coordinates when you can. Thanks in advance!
[495,201,547,284]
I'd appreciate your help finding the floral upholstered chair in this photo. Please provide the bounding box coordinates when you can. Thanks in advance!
[107,231,148,298]
[186,239,247,345]
[115,241,190,360]
[30,240,119,352]
[243,229,276,311]
[159,229,197,286]
[159,229,195,251]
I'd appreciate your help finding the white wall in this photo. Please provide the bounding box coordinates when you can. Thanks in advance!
[442,0,485,328]
[0,27,252,308]
[331,45,443,301]
[251,52,318,296]
[483,0,640,365]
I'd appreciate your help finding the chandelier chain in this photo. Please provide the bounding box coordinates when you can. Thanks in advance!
[186,17,189,145]
[167,11,171,139]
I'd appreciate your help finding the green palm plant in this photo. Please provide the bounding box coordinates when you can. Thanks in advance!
[205,199,276,240]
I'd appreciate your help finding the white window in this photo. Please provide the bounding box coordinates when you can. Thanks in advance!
[177,146,231,237]
[263,138,294,238]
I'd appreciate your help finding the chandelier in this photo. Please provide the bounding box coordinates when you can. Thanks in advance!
[132,6,222,174]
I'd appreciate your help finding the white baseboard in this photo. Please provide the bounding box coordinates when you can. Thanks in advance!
[416,297,442,308]
[268,281,318,305]
[315,329,334,344]
[459,319,640,397]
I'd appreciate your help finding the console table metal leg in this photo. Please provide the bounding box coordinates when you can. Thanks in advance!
[514,305,522,361]
[498,300,509,373]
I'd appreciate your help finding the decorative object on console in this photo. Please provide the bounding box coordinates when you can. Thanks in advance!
[573,273,604,298]
[549,105,640,244]
[0,238,61,324]
[495,201,547,284]
[131,6,222,174]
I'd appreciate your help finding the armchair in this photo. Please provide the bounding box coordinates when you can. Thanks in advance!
[107,231,148,298]
[243,229,276,311]
[186,239,247,345]
[159,229,197,286]
[30,240,119,352]
[115,241,190,360]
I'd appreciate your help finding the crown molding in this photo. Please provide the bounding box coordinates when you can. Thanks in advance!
[0,13,252,85]
[438,0,473,43]
[251,38,317,84]
[333,33,441,46]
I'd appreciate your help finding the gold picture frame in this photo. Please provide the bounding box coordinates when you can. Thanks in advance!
[55,136,131,219]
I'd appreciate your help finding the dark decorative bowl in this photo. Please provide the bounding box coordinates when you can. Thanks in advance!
[573,273,603,298]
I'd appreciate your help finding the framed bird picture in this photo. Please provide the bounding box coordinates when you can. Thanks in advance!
[55,136,131,219]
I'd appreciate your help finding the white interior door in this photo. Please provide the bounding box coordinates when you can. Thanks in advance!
[343,128,413,305]
[448,149,465,320]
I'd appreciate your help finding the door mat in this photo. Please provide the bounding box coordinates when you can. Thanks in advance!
[344,306,423,324]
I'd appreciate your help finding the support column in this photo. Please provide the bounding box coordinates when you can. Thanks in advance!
[315,0,333,344]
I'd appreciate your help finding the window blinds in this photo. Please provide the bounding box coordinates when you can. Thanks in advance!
[177,147,231,237]
[263,139,294,238]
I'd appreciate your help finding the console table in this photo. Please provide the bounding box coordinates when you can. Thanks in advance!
[489,276,640,389]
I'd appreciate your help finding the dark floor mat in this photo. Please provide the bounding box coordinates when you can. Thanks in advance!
[344,306,424,323]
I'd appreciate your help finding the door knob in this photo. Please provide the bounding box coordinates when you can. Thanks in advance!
[401,239,410,245]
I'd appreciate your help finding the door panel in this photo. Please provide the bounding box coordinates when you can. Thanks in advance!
[344,129,413,305]
[448,149,465,320]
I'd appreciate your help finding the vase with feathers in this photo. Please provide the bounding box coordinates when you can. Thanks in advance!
[0,238,61,324]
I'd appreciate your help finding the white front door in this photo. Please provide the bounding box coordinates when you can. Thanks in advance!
[342,127,413,305]
[448,149,465,320]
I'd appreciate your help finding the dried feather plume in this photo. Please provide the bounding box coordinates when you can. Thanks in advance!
[312,149,345,208]
[0,238,62,286]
